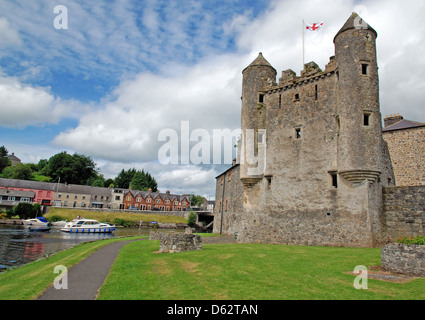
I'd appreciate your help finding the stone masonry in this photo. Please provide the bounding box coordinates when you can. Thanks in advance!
[381,243,425,277]
[383,115,425,187]
[150,231,202,253]
[214,13,397,247]
[383,186,425,241]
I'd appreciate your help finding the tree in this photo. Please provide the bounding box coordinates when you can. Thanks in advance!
[114,168,137,189]
[13,203,41,220]
[104,178,115,188]
[114,168,158,191]
[43,152,98,185]
[190,195,205,207]
[1,163,32,180]
[130,171,148,190]
[0,146,11,174]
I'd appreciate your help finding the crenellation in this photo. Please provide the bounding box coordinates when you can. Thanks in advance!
[214,12,423,247]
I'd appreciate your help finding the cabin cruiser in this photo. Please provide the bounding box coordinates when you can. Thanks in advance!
[23,217,49,227]
[51,220,67,227]
[61,219,115,233]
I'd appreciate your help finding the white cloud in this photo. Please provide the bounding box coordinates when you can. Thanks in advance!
[0,17,21,49]
[53,55,243,163]
[3,0,425,198]
[0,74,90,128]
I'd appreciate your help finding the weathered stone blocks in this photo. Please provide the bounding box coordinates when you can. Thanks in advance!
[150,231,202,253]
[381,243,425,277]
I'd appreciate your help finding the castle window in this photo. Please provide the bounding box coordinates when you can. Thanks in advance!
[258,94,264,103]
[294,93,300,101]
[295,128,301,139]
[363,113,370,126]
[330,172,338,188]
[266,176,272,190]
[361,64,368,75]
[315,85,318,100]
[279,94,282,109]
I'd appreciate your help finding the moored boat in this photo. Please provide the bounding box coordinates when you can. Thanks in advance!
[51,220,67,227]
[61,219,115,233]
[23,217,49,227]
[28,226,51,232]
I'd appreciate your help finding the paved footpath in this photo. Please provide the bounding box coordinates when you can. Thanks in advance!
[38,239,146,300]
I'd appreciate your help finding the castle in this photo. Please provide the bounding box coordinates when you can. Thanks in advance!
[213,13,425,247]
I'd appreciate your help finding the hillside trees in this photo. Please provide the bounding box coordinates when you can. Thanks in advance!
[41,152,98,185]
[0,147,159,191]
[0,146,11,174]
[116,168,158,192]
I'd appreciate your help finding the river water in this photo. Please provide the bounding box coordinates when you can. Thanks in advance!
[0,224,151,271]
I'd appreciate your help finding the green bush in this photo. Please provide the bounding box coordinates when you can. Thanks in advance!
[187,211,197,227]
[397,236,425,245]
[114,218,133,228]
[13,203,42,219]
[48,215,66,223]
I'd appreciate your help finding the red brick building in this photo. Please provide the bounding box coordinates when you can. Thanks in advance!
[123,189,190,211]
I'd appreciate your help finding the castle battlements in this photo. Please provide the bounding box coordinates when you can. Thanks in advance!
[214,12,398,248]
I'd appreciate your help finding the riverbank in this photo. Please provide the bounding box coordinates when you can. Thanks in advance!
[0,235,145,300]
[1,235,424,300]
[46,207,188,227]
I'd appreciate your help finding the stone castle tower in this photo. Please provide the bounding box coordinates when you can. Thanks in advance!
[214,13,395,247]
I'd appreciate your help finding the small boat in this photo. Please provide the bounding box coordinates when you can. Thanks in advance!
[61,219,115,233]
[28,226,51,232]
[51,220,67,227]
[23,217,49,227]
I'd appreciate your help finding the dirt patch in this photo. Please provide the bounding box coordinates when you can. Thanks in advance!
[153,259,173,276]
[180,261,201,274]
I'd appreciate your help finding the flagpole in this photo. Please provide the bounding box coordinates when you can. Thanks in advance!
[302,19,305,68]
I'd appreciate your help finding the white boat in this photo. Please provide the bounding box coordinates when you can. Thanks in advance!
[61,219,115,233]
[23,217,49,227]
[51,220,67,227]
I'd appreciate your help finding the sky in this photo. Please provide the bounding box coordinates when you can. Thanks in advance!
[0,0,424,199]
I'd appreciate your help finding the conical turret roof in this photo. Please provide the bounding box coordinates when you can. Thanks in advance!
[243,52,275,73]
[334,12,377,42]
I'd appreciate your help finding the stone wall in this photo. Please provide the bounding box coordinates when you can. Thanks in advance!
[213,164,244,236]
[383,186,425,241]
[381,243,425,276]
[383,126,425,186]
[150,231,202,253]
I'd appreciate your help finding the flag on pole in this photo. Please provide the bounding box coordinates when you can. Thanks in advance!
[305,21,324,31]
[302,20,324,68]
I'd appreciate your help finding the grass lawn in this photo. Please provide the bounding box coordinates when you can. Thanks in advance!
[45,207,188,225]
[98,241,425,300]
[0,236,145,300]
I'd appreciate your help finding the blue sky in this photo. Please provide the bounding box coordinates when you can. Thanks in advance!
[1,0,425,197]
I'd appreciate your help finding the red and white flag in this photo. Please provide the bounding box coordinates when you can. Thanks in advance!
[305,21,324,31]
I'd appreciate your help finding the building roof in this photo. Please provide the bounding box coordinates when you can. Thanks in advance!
[383,119,425,132]
[0,188,35,198]
[215,164,240,179]
[7,153,21,163]
[243,52,276,73]
[334,12,377,42]
[0,178,56,191]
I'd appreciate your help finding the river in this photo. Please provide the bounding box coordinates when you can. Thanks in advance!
[0,224,151,271]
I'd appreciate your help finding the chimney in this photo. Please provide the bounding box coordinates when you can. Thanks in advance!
[148,188,152,192]
[166,190,170,194]
[384,114,403,128]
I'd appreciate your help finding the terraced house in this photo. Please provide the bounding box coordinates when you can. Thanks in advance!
[123,189,190,211]
[0,178,191,212]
